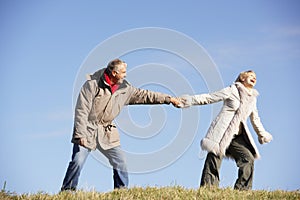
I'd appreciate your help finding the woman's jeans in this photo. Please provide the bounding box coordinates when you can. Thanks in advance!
[61,144,128,191]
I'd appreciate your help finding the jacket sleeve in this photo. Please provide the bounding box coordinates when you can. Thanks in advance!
[190,86,232,105]
[73,80,98,140]
[127,86,171,105]
[250,104,273,144]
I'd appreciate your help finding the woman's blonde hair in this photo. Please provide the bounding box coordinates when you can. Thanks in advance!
[235,70,256,82]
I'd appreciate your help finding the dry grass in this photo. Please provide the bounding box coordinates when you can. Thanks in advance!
[1,186,299,200]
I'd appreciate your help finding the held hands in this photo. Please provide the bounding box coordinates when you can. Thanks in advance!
[170,97,181,108]
[178,95,192,108]
[170,96,192,108]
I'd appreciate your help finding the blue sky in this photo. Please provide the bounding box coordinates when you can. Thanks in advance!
[1,0,300,194]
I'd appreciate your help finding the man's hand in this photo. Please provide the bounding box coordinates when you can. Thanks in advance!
[79,138,87,147]
[170,97,181,108]
[170,97,191,108]
[170,96,192,108]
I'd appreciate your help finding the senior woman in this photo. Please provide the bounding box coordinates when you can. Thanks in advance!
[180,70,273,190]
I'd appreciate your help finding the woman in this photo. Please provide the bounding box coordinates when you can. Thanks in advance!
[181,70,272,190]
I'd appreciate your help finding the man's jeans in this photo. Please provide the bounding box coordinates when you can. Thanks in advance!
[61,144,128,191]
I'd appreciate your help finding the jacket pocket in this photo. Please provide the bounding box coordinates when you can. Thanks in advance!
[105,125,120,144]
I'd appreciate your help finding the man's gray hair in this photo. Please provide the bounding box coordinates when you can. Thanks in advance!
[106,58,126,75]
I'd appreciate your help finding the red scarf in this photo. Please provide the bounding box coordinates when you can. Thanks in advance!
[104,72,119,94]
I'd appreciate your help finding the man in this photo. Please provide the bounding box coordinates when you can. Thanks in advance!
[61,58,180,191]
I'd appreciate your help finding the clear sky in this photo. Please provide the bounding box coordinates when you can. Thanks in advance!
[0,0,299,194]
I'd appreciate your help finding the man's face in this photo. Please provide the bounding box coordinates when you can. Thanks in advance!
[243,72,256,88]
[113,63,127,84]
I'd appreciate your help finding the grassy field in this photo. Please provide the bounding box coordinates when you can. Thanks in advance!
[1,186,299,200]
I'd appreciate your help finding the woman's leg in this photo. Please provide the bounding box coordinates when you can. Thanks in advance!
[227,134,255,190]
[200,152,223,187]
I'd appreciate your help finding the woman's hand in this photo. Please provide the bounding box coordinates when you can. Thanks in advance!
[258,131,273,144]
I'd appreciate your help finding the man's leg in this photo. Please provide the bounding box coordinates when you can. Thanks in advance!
[61,144,90,191]
[98,145,128,189]
[227,134,255,190]
[200,152,223,187]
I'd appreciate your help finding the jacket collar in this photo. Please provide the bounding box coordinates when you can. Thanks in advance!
[235,82,259,97]
[86,68,129,90]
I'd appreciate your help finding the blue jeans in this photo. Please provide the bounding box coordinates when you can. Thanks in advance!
[61,144,128,190]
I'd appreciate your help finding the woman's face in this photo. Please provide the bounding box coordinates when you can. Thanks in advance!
[242,72,256,88]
